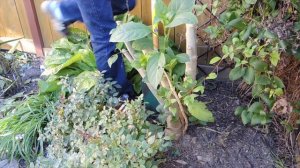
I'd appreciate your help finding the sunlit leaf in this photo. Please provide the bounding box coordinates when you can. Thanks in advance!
[108,54,119,68]
[186,101,214,122]
[146,53,166,88]
[206,72,217,80]
[110,22,151,42]
[209,56,221,64]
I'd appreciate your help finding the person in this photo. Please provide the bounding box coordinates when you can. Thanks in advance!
[41,0,136,99]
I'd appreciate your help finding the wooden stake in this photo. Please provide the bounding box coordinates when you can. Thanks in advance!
[151,0,159,50]
[185,24,198,80]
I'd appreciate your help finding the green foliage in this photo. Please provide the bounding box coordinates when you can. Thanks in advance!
[186,101,214,123]
[0,29,97,164]
[39,29,98,94]
[32,73,170,168]
[110,0,214,124]
[0,94,55,162]
[1,26,170,166]
[110,22,152,42]
[111,0,199,43]
[42,45,96,77]
[205,0,298,125]
[235,102,271,125]
[146,53,166,89]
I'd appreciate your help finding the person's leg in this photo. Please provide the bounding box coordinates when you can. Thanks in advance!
[58,0,83,23]
[41,0,82,34]
[111,0,136,15]
[42,0,137,34]
[75,0,134,96]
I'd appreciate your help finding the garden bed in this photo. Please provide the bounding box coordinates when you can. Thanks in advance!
[0,49,294,167]
[161,81,294,168]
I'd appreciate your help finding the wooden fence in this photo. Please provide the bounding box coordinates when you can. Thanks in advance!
[0,0,225,64]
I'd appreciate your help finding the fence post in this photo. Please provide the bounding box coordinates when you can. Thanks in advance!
[24,0,44,57]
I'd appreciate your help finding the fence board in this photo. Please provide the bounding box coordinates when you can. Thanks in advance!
[1,0,225,58]
[131,0,142,18]
[0,8,6,37]
[14,0,32,39]
[141,0,152,25]
[0,0,23,37]
[34,0,53,47]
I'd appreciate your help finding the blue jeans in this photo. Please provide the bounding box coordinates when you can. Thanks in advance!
[57,0,136,96]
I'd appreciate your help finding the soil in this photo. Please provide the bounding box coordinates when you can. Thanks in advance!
[0,50,41,99]
[160,81,294,168]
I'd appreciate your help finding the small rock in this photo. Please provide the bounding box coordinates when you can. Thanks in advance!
[185,134,191,140]
[192,137,197,144]
[197,156,203,161]
[197,155,212,163]
[175,160,188,165]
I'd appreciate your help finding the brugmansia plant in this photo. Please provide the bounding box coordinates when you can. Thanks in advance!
[110,0,214,139]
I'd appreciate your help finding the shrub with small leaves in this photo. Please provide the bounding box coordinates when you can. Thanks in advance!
[31,71,170,168]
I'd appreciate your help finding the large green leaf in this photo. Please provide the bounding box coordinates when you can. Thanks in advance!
[252,84,263,97]
[132,37,153,50]
[250,114,263,125]
[146,53,166,89]
[173,63,186,76]
[175,53,190,63]
[225,18,246,30]
[241,24,253,41]
[187,101,214,122]
[273,76,285,88]
[229,66,246,81]
[80,50,96,68]
[235,106,246,116]
[241,110,251,125]
[248,102,263,113]
[154,0,168,24]
[42,54,83,76]
[38,80,60,93]
[260,94,275,108]
[250,58,268,72]
[270,50,280,66]
[166,12,198,27]
[255,75,271,85]
[110,22,151,42]
[243,67,255,84]
[168,0,195,14]
[73,71,100,92]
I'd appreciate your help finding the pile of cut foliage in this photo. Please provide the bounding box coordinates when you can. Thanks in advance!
[0,29,170,166]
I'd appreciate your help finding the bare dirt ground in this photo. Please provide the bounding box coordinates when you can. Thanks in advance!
[160,81,293,168]
[0,50,41,99]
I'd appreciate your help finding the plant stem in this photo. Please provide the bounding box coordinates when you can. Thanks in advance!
[163,71,188,133]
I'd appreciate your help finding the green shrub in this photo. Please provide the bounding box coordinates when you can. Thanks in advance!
[32,71,170,168]
[206,0,299,125]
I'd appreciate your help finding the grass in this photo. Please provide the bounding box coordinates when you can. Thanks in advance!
[0,94,55,162]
